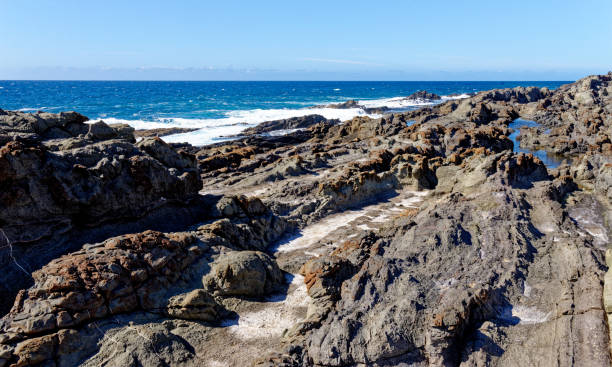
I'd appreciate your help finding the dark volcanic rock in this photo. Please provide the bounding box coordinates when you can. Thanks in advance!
[0,131,201,246]
[322,100,361,109]
[264,153,608,367]
[314,100,389,114]
[241,114,333,135]
[134,127,199,138]
[521,73,612,156]
[405,90,441,100]
[0,111,203,315]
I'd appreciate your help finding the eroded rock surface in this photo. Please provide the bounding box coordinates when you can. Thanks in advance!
[0,73,610,366]
[0,112,204,315]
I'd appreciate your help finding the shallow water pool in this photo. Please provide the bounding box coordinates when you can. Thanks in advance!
[508,118,568,169]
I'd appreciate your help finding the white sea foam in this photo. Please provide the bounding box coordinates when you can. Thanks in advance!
[358,94,469,110]
[93,106,379,146]
[17,106,63,112]
[165,107,377,145]
[359,97,435,109]
[86,92,470,146]
[98,107,371,130]
[18,107,44,112]
[444,93,472,100]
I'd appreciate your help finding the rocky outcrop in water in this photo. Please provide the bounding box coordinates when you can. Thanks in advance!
[240,115,333,135]
[134,127,199,138]
[405,90,441,100]
[0,74,610,366]
[314,100,389,114]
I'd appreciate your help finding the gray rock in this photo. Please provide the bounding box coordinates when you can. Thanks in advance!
[203,251,284,297]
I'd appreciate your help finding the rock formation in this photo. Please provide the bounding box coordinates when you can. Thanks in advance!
[0,74,610,366]
[0,112,203,314]
[405,90,441,100]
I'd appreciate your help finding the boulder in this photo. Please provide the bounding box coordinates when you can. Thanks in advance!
[166,289,223,321]
[203,251,284,297]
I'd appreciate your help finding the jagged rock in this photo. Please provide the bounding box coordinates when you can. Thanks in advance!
[278,153,608,366]
[0,111,203,314]
[199,196,290,251]
[0,110,89,141]
[518,74,612,155]
[0,192,293,366]
[0,231,201,340]
[241,115,333,135]
[166,289,223,321]
[198,145,259,173]
[1,74,611,366]
[405,90,441,100]
[108,123,136,142]
[323,100,361,109]
[134,126,198,138]
[137,136,198,170]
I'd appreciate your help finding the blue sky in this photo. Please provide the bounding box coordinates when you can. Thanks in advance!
[1,0,610,80]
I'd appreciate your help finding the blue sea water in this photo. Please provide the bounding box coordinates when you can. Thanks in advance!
[0,80,569,145]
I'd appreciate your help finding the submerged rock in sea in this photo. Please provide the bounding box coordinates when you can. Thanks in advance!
[134,126,199,138]
[405,90,442,100]
[241,115,333,135]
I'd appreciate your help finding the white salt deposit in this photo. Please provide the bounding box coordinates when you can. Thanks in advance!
[271,190,429,252]
[248,187,269,197]
[206,361,228,367]
[370,213,390,223]
[498,304,550,325]
[272,210,366,253]
[395,190,428,209]
[511,305,550,324]
[435,278,457,290]
[223,274,308,340]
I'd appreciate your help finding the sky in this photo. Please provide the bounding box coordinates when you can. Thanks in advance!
[0,0,610,80]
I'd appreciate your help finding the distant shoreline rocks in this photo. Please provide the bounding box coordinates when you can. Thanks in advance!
[134,127,199,138]
[404,90,442,100]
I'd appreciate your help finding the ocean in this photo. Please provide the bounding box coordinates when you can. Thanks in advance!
[0,80,570,146]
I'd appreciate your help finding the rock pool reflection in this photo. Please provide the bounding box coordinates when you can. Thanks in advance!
[508,118,568,169]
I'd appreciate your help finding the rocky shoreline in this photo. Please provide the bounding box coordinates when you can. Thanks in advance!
[0,73,610,366]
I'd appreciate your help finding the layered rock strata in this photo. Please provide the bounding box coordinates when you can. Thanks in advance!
[0,74,610,366]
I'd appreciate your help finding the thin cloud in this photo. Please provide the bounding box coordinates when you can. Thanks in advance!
[301,57,384,66]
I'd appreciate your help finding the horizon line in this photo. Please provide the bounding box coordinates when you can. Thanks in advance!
[0,79,576,82]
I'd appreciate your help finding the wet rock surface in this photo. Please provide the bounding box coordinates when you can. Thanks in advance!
[0,74,611,366]
[135,127,199,138]
[405,90,442,100]
[240,115,335,135]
